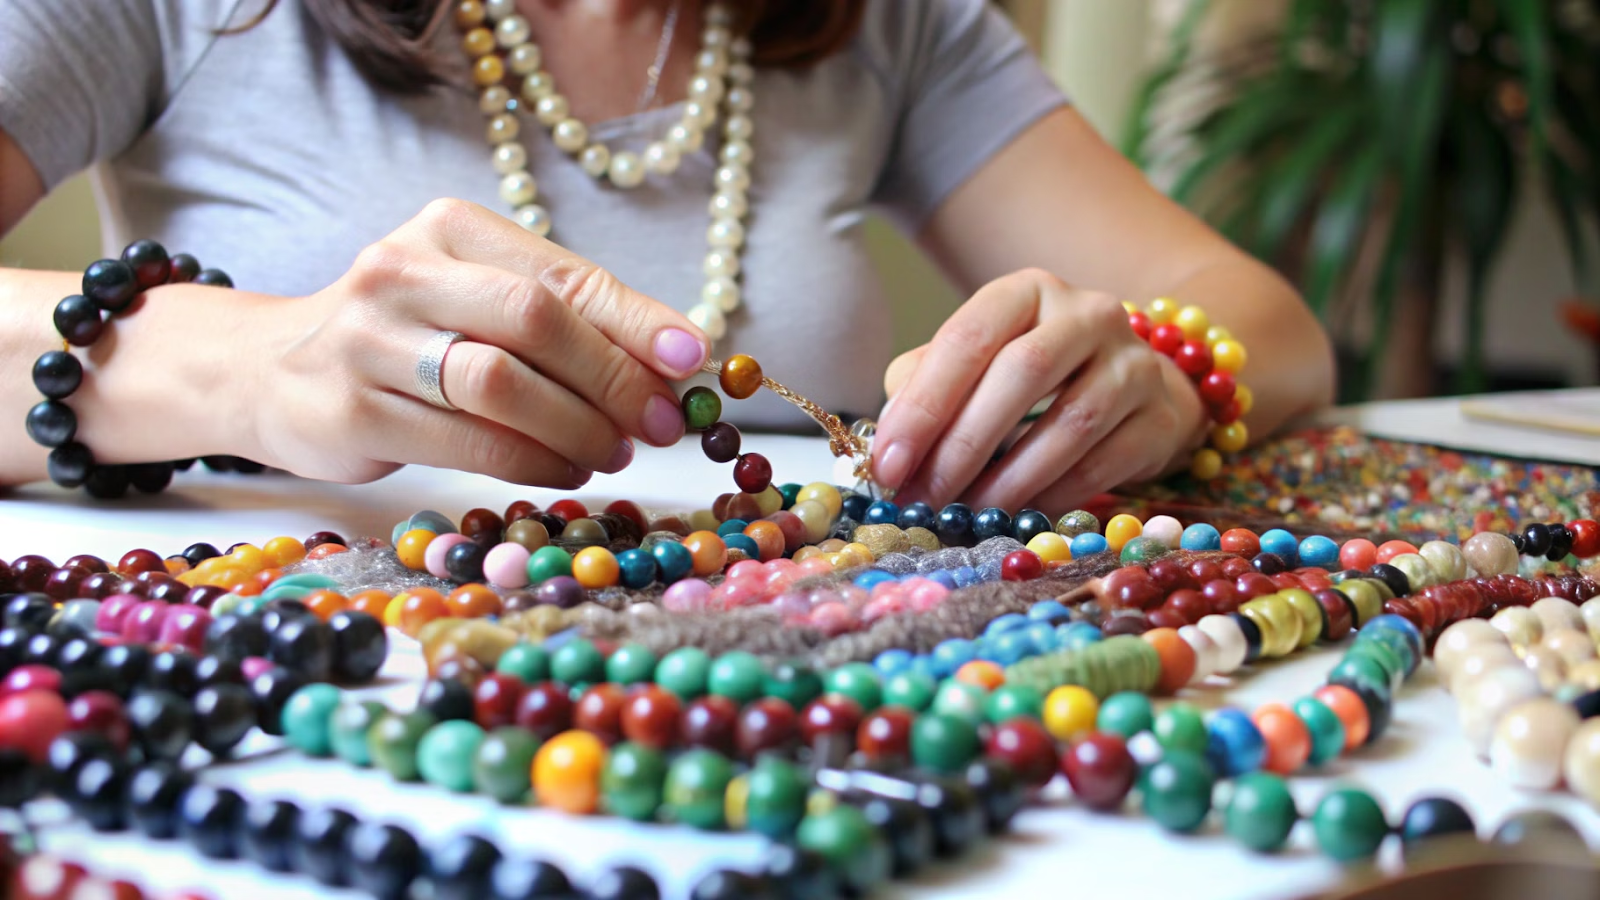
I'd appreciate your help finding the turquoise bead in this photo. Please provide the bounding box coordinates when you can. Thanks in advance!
[656,647,712,699]
[910,713,979,774]
[823,663,882,711]
[281,684,343,757]
[763,661,824,710]
[526,545,574,584]
[1328,652,1397,697]
[265,572,339,591]
[932,680,988,725]
[707,651,767,703]
[983,684,1042,725]
[1226,771,1299,851]
[882,671,937,711]
[236,596,269,616]
[605,644,659,685]
[329,700,388,766]
[407,509,457,534]
[1293,697,1347,766]
[550,638,606,685]
[1313,787,1390,861]
[496,643,551,683]
[261,584,315,603]
[417,720,485,792]
[1140,751,1216,833]
[1097,692,1154,738]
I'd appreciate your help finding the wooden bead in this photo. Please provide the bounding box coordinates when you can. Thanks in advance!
[718,354,763,399]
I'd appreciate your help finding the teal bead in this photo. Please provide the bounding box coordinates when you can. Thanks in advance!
[261,584,315,603]
[1097,691,1155,739]
[368,710,437,781]
[1327,654,1396,697]
[1153,702,1209,755]
[664,748,735,830]
[1225,772,1299,851]
[681,386,723,431]
[407,509,457,535]
[235,596,269,616]
[264,572,339,591]
[707,651,767,703]
[656,647,712,699]
[417,720,485,792]
[932,680,988,725]
[1313,787,1390,861]
[602,741,668,821]
[605,644,658,685]
[281,683,343,757]
[551,638,606,685]
[983,684,1043,725]
[1293,697,1347,766]
[526,545,574,584]
[496,643,551,683]
[1119,535,1164,564]
[882,671,937,711]
[763,661,824,709]
[473,727,540,802]
[744,755,808,838]
[777,483,802,509]
[796,806,892,894]
[1140,751,1216,833]
[329,700,388,767]
[1345,639,1406,689]
[910,713,980,774]
[823,662,882,711]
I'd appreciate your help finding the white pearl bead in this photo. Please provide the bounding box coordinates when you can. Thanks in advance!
[486,113,519,144]
[707,216,744,249]
[683,100,717,128]
[644,141,682,175]
[719,139,753,167]
[508,43,542,75]
[495,14,530,48]
[702,276,741,312]
[522,72,555,101]
[687,303,727,341]
[485,0,516,21]
[580,144,611,177]
[704,250,740,278]
[726,85,754,113]
[729,61,754,85]
[552,118,588,153]
[479,85,511,115]
[667,123,704,153]
[731,36,753,58]
[703,27,731,49]
[709,191,747,218]
[514,203,553,237]
[715,164,750,192]
[491,142,527,175]
[725,114,754,141]
[535,94,569,126]
[688,74,724,104]
[499,171,538,207]
[695,49,728,77]
[608,151,646,188]
[706,4,734,27]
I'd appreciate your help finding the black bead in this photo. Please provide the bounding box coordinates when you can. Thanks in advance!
[201,456,236,472]
[194,655,246,688]
[239,798,300,873]
[55,637,105,696]
[1521,523,1552,558]
[127,689,195,761]
[1330,678,1392,744]
[45,731,116,795]
[1011,509,1053,545]
[964,757,1024,833]
[168,253,202,283]
[68,756,128,831]
[490,857,576,900]
[24,631,62,667]
[0,747,43,806]
[827,516,859,542]
[4,593,55,630]
[121,239,171,289]
[192,683,256,755]
[418,679,476,722]
[1366,563,1411,598]
[1399,796,1476,861]
[1572,689,1600,720]
[178,783,245,858]
[935,503,975,547]
[173,457,197,471]
[147,650,201,698]
[126,761,195,839]
[1251,552,1287,575]
[294,806,358,885]
[840,492,869,522]
[344,821,423,900]
[269,617,336,682]
[1547,523,1574,561]
[32,350,83,399]
[47,442,95,489]
[54,294,105,346]
[97,644,152,698]
[193,268,234,288]
[855,795,934,876]
[0,627,28,674]
[691,870,775,900]
[304,531,346,552]
[182,543,222,566]
[1229,612,1264,663]
[972,507,1012,542]
[761,844,838,900]
[260,599,315,635]
[83,258,140,312]
[444,540,488,584]
[896,501,935,532]
[127,462,176,494]
[249,666,306,736]
[429,833,504,900]
[230,457,266,474]
[700,422,741,463]
[83,464,130,500]
[329,611,387,683]
[588,866,661,900]
[914,778,984,857]
[206,616,270,663]
[25,399,77,448]
[1490,809,1590,855]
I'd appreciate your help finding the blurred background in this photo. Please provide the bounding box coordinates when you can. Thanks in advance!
[3,0,1594,404]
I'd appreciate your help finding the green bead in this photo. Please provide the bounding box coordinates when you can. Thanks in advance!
[707,650,767,703]
[1225,772,1299,852]
[526,545,573,585]
[932,680,988,725]
[823,662,882,711]
[778,483,802,509]
[1292,697,1347,766]
[417,720,485,792]
[796,806,892,893]
[605,644,658,685]
[1097,691,1155,739]
[744,755,808,838]
[472,727,540,802]
[551,638,606,685]
[236,596,269,616]
[910,712,980,774]
[681,386,723,430]
[1140,751,1216,833]
[281,684,343,757]
[1313,787,1390,861]
[1353,630,1416,679]
[882,671,937,711]
[664,748,735,830]
[1119,535,1163,563]
[496,643,551,683]
[368,710,437,781]
[1153,702,1209,755]
[602,741,668,821]
[983,684,1043,725]
[1327,654,1395,698]
[210,595,243,616]
[763,661,823,709]
[329,700,388,767]
[656,647,712,699]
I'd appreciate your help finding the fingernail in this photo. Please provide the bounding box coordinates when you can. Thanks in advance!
[642,394,685,445]
[568,465,593,486]
[654,328,706,377]
[604,439,635,473]
[874,440,912,490]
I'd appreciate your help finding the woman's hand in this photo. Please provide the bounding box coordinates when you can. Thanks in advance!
[247,199,708,486]
[871,268,1206,513]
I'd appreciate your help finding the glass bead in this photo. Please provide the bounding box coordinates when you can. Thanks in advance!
[1226,771,1298,852]
[1313,684,1370,750]
[1312,787,1388,861]
[599,740,666,821]
[1253,702,1312,774]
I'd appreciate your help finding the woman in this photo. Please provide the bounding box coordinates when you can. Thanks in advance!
[0,0,1334,512]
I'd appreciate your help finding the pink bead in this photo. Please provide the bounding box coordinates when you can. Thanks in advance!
[482,543,532,588]
[908,580,951,611]
[95,594,142,634]
[764,558,799,575]
[157,604,213,652]
[662,578,712,613]
[772,591,810,620]
[124,600,170,643]
[1339,539,1377,570]
[0,665,61,698]
[1141,515,1184,549]
[765,571,800,593]
[725,560,765,583]
[424,533,473,580]
[712,579,763,609]
[798,557,834,577]
[241,656,274,681]
[809,601,858,636]
[860,595,905,623]
[869,581,906,601]
[834,584,870,608]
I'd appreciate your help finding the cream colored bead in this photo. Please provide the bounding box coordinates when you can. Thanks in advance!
[486,113,519,144]
[484,0,516,21]
[695,49,728,77]
[726,85,754,113]
[579,144,612,178]
[667,123,704,153]
[715,164,750,192]
[1196,614,1248,675]
[706,4,734,26]
[644,141,682,175]
[684,100,717,128]
[702,276,740,312]
[508,43,542,75]
[687,302,727,341]
[1569,658,1600,692]
[1584,597,1600,641]
[1458,663,1542,757]
[1177,624,1219,682]
[719,139,753,167]
[1387,553,1434,591]
[513,204,551,237]
[725,114,754,141]
[1563,718,1600,805]
[688,74,724,104]
[522,72,555,101]
[709,191,747,218]
[1542,628,1598,667]
[728,61,754,84]
[1491,606,1544,651]
[1489,697,1580,790]
[495,14,530,47]
[535,94,569,126]
[491,142,527,175]
[1419,540,1466,582]
[1434,619,1506,681]
[1447,641,1519,694]
[1522,644,1569,692]
[707,216,744,249]
[607,151,645,188]
[552,118,588,153]
[499,171,538,207]
[731,36,753,57]
[479,85,512,115]
[703,26,731,49]
[1532,596,1587,634]
[704,250,740,279]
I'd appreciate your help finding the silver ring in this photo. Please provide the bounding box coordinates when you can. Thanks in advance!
[415,330,466,411]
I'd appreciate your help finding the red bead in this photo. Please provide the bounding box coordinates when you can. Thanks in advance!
[620,686,682,750]
[763,511,807,554]
[1186,558,1224,584]
[1234,572,1277,601]
[1567,519,1600,559]
[472,673,526,730]
[1201,579,1242,614]
[799,694,863,749]
[1061,733,1137,811]
[16,855,88,900]
[1149,323,1184,356]
[503,499,539,524]
[1163,589,1208,625]
[733,453,773,494]
[1000,549,1043,582]
[66,690,130,752]
[1219,556,1255,579]
[1174,340,1213,377]
[63,555,108,574]
[78,572,127,600]
[856,707,915,763]
[514,682,574,741]
[44,566,91,602]
[603,500,649,535]
[1128,311,1151,340]
[546,499,589,522]
[1199,370,1236,406]
[1096,567,1162,610]
[460,507,506,541]
[1220,529,1260,557]
[1375,540,1418,565]
[10,555,56,592]
[1314,590,1354,643]
[1268,572,1306,591]
[984,718,1057,788]
[1147,558,1198,592]
[573,683,626,745]
[1,665,61,698]
[0,690,70,763]
[737,697,800,758]
[1145,608,1188,631]
[1212,399,1242,425]
[682,695,739,756]
[302,531,345,553]
[184,585,230,609]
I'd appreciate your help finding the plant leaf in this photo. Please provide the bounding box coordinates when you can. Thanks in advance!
[1169,75,1315,206]
[1121,0,1212,166]
[1369,0,1441,158]
[1302,141,1387,319]
[1545,151,1596,297]
[1492,0,1553,154]
[1448,102,1518,393]
[1249,97,1365,260]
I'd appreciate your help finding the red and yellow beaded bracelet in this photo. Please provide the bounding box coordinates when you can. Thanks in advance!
[1125,297,1252,479]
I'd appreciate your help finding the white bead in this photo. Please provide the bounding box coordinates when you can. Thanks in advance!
[703,250,740,279]
[706,4,734,27]
[1177,625,1219,682]
[1458,663,1542,757]
[552,118,588,153]
[495,14,530,47]
[726,86,754,113]
[683,100,717,128]
[702,276,741,312]
[709,191,747,218]
[695,49,728,77]
[508,43,542,75]
[522,72,555,101]
[728,61,754,84]
[535,94,569,126]
[608,151,646,188]
[715,164,750,192]
[1196,614,1248,674]
[579,144,612,178]
[485,0,516,21]
[703,27,731,49]
[499,171,538,207]
[491,142,527,175]
[486,113,519,144]
[687,303,727,341]
[667,123,704,153]
[707,216,744,249]
[731,36,753,58]
[1532,595,1587,634]
[725,114,754,141]
[1489,698,1580,789]
[514,203,553,237]
[644,141,682,175]
[479,85,511,115]
[688,74,724,104]
[719,139,753,166]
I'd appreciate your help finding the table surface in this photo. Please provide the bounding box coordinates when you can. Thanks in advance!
[5,396,1600,899]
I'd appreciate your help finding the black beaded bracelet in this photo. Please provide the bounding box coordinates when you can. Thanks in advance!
[24,240,255,498]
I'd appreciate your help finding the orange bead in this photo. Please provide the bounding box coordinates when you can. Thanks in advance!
[572,547,620,589]
[533,729,608,814]
[954,660,1005,691]
[1374,540,1419,565]
[227,544,268,574]
[682,531,728,577]
[262,536,307,568]
[164,557,191,576]
[742,521,785,561]
[396,529,438,571]
[447,583,504,619]
[304,589,350,621]
[306,543,349,560]
[1252,703,1312,774]
[210,568,251,591]
[349,589,393,618]
[718,354,764,400]
[397,588,450,637]
[1313,684,1370,751]
[1141,627,1197,694]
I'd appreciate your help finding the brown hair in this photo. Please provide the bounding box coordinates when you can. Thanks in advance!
[246,0,867,94]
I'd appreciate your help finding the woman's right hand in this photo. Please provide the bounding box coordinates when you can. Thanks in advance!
[248,199,707,486]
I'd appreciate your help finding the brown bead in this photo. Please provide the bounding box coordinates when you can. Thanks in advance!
[719,354,763,400]
[561,518,609,547]
[185,585,230,609]
[516,682,574,740]
[647,516,691,537]
[78,572,128,600]
[682,695,739,755]
[434,655,485,689]
[620,686,682,750]
[505,518,550,552]
[502,590,539,614]
[303,531,345,553]
[146,579,189,604]
[737,697,800,759]
[1314,589,1354,642]
[10,555,55,592]
[800,695,863,748]
[461,507,505,542]
[574,683,626,744]
[857,707,914,763]
[63,554,109,574]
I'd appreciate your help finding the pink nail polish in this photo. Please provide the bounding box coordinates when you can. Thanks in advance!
[654,328,706,377]
[642,394,685,445]
[604,440,635,473]
[874,440,912,490]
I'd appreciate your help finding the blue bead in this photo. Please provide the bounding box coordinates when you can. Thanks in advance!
[864,500,901,526]
[853,570,897,592]
[973,636,1001,663]
[1056,622,1103,650]
[988,631,1033,666]
[391,520,409,545]
[723,533,761,559]
[983,613,1030,637]
[650,541,693,584]
[928,570,958,590]
[897,502,936,531]
[1027,600,1070,624]
[407,509,457,535]
[1070,533,1109,558]
[936,504,976,547]
[616,549,657,589]
[1023,622,1057,654]
[907,655,941,679]
[973,507,1013,542]
[841,493,871,522]
[716,519,749,537]
[1297,535,1340,570]
[873,649,913,676]
[1361,614,1424,663]
[1206,708,1267,777]
[951,566,979,587]
[1180,523,1222,552]
[1259,529,1299,566]
[1012,510,1053,544]
[931,638,977,676]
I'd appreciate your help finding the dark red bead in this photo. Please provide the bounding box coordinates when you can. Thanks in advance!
[1145,608,1188,631]
[856,707,915,763]
[573,683,626,745]
[1061,733,1137,811]
[184,585,230,609]
[682,695,739,755]
[1000,550,1043,582]
[1234,572,1277,601]
[620,686,681,750]
[302,531,346,553]
[43,566,91,602]
[1383,597,1427,635]
[603,500,649,535]
[66,690,130,752]
[146,579,189,604]
[1186,558,1224,584]
[503,499,539,524]
[63,555,108,574]
[10,556,56,592]
[0,558,13,594]
[799,694,863,749]
[1314,589,1354,643]
[1147,558,1197,593]
[1268,572,1306,591]
[763,511,806,554]
[78,572,128,600]
[1199,370,1235,406]
[1213,399,1242,424]
[1097,568,1158,610]
[1,665,62,698]
[732,453,773,495]
[472,673,526,730]
[1202,579,1242,615]
[1101,613,1151,637]
[1164,589,1208,625]
[158,604,212,652]
[1174,340,1212,378]
[1219,556,1255,579]
[1567,519,1600,559]
[736,697,800,758]
[460,508,505,542]
[1148,323,1184,356]
[984,717,1056,788]
[701,423,741,464]
[514,682,574,741]
[546,499,588,522]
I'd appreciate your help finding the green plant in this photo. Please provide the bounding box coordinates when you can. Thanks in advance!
[1124,0,1600,398]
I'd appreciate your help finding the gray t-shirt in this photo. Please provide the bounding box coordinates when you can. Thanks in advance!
[1,0,1064,427]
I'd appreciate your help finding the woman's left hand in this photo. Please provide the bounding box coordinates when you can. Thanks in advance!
[871,268,1207,513]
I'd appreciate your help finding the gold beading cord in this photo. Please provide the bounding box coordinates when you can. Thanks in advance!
[700,358,874,484]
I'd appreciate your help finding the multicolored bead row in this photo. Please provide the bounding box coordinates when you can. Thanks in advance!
[1123,298,1250,480]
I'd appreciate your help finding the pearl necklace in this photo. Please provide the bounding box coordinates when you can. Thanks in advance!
[455,0,754,345]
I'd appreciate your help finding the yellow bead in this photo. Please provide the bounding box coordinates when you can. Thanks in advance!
[384,594,409,628]
[1174,305,1210,341]
[454,0,486,29]
[1026,532,1071,563]
[1234,384,1254,417]
[1104,514,1142,553]
[1204,325,1233,345]
[754,486,784,517]
[1241,594,1303,657]
[396,529,437,571]
[461,27,495,58]
[792,546,823,563]
[688,508,720,532]
[795,482,843,519]
[1280,589,1323,649]
[1146,297,1177,325]
[472,54,505,87]
[1190,447,1223,480]
[1121,301,1139,314]
[1212,339,1248,374]
[262,536,306,568]
[826,552,848,569]
[844,542,875,564]
[1042,685,1099,742]
[227,544,267,573]
[790,500,832,544]
[1211,421,1249,454]
[572,547,620,589]
[177,570,203,587]
[724,774,750,830]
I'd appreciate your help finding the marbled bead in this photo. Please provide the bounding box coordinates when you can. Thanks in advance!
[1463,532,1519,577]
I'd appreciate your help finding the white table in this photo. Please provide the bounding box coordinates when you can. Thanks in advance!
[5,430,1599,899]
